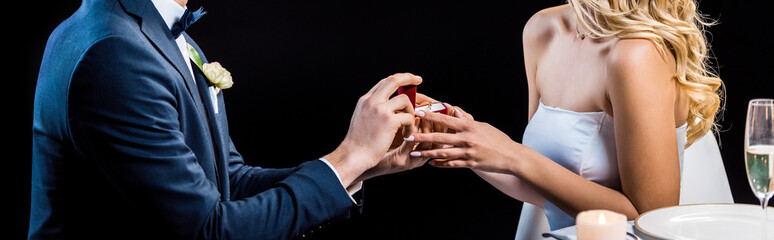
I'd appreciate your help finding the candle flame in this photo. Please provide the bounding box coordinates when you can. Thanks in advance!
[599,214,607,224]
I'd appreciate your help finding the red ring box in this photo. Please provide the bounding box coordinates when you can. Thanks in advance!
[397,85,417,107]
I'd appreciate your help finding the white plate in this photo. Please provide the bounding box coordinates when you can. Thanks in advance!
[635,204,774,240]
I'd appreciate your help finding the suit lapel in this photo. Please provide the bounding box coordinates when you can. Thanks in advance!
[184,34,231,201]
[119,0,205,118]
[185,34,226,155]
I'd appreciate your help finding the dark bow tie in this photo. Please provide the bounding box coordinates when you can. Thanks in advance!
[171,7,207,39]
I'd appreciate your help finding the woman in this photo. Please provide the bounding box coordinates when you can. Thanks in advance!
[407,0,723,237]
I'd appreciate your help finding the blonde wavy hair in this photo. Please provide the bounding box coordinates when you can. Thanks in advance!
[568,0,724,147]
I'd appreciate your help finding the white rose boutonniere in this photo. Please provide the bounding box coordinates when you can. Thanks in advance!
[185,43,233,93]
[202,62,233,90]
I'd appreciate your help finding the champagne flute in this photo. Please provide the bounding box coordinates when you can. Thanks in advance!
[745,98,774,240]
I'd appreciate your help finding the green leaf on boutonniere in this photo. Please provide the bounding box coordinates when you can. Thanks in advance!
[185,43,204,71]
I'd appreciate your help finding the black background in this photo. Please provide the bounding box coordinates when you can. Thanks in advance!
[13,0,773,239]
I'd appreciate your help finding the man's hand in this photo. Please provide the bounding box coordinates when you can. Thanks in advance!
[356,130,427,182]
[324,73,422,188]
[353,94,459,183]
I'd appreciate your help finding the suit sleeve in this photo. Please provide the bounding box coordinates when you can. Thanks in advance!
[226,137,366,211]
[67,36,353,239]
[225,136,298,200]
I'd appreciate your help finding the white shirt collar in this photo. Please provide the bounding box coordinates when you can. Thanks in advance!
[150,0,187,31]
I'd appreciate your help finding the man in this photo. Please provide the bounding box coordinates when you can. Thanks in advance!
[30,0,434,239]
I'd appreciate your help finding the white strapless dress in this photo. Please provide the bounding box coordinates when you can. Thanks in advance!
[513,101,733,239]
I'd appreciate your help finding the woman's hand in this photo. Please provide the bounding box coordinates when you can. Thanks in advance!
[415,94,458,151]
[407,107,524,175]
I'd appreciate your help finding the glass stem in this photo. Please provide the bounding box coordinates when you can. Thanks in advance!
[764,197,771,240]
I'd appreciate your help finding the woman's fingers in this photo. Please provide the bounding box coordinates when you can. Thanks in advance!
[416,110,468,131]
[410,147,468,159]
[428,159,475,168]
[409,132,466,146]
[454,106,474,120]
[441,103,457,118]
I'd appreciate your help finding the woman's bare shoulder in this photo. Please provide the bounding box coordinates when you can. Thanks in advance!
[522,6,561,42]
[522,5,567,62]
[606,39,676,85]
[523,5,568,48]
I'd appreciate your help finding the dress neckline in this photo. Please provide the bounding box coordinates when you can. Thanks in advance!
[539,100,606,115]
[538,100,689,129]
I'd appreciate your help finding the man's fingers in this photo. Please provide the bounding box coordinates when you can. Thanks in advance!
[415,119,434,150]
[430,120,447,149]
[388,94,416,138]
[373,73,423,100]
[363,76,384,98]
[386,94,415,115]
[404,142,431,169]
[421,118,432,133]
[415,93,437,105]
[396,112,417,129]
[432,120,445,133]
[402,124,416,139]
[389,101,416,148]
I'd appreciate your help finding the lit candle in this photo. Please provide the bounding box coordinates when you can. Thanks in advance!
[576,210,627,240]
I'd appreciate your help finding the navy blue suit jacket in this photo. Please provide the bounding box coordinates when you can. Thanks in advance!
[30,0,357,239]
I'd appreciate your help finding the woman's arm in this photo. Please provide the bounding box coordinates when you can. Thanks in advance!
[456,108,545,207]
[605,39,682,213]
[473,170,545,207]
[409,39,681,219]
[410,110,641,218]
